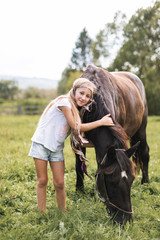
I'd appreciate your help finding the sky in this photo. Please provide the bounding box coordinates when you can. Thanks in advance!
[0,0,155,82]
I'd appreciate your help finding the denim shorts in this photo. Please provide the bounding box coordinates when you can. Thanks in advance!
[28,142,64,162]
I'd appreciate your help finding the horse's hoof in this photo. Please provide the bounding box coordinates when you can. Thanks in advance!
[141,178,149,184]
[76,185,84,192]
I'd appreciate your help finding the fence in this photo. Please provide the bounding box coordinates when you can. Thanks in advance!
[0,105,45,115]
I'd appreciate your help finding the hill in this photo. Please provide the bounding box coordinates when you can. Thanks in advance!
[0,75,59,90]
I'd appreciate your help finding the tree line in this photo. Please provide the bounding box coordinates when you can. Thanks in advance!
[58,1,160,115]
[0,80,57,106]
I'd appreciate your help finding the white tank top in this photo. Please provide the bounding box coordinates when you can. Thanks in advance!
[31,97,72,152]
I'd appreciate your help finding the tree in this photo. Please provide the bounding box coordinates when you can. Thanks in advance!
[0,80,19,100]
[58,12,127,95]
[70,28,93,71]
[24,87,41,99]
[57,67,82,95]
[66,70,83,93]
[57,67,73,95]
[91,29,108,66]
[108,1,160,115]
[58,28,92,94]
[91,11,127,67]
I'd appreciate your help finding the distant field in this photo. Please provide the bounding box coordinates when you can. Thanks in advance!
[0,115,160,240]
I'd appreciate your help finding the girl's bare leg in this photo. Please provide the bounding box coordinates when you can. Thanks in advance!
[49,161,66,212]
[34,158,48,212]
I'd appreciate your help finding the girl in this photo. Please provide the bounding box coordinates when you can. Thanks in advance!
[29,78,114,212]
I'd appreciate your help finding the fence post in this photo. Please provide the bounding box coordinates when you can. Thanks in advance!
[17,105,22,115]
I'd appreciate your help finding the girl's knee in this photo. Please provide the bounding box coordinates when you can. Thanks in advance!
[54,180,65,190]
[37,177,48,188]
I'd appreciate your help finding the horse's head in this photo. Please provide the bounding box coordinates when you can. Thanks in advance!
[95,142,140,225]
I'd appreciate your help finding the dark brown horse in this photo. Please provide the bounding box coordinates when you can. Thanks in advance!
[75,65,149,224]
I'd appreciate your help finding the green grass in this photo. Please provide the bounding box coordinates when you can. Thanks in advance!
[0,115,160,240]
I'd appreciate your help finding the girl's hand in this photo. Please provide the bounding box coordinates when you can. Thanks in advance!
[99,114,114,126]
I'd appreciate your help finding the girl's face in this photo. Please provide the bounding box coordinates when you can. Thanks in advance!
[74,87,92,107]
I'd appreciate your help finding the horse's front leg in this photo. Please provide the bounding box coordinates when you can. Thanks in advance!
[75,147,86,191]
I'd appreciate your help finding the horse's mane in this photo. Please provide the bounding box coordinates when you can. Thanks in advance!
[81,65,119,114]
[81,65,129,150]
[82,88,129,150]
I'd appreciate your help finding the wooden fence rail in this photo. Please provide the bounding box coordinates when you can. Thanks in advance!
[0,105,45,115]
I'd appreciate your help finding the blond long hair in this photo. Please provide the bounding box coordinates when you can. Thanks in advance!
[68,78,97,133]
[68,78,97,168]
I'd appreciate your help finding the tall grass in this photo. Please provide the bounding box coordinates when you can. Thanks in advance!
[0,115,160,240]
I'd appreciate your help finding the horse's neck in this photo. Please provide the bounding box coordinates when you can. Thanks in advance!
[88,127,114,158]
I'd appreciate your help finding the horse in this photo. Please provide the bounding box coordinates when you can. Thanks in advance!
[75,65,150,224]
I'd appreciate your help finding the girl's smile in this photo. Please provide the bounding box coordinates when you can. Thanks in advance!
[74,87,92,107]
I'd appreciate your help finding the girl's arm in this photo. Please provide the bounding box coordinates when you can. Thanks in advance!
[58,106,114,132]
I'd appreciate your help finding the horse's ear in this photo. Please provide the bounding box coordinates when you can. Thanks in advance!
[125,141,140,158]
[101,146,116,167]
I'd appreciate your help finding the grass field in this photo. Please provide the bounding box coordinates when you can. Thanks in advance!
[0,115,160,240]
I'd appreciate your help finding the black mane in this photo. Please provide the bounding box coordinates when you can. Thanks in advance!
[81,90,128,150]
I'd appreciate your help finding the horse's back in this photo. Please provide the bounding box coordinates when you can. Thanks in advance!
[81,65,148,137]
[100,71,146,137]
[107,71,147,137]
[111,72,147,105]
